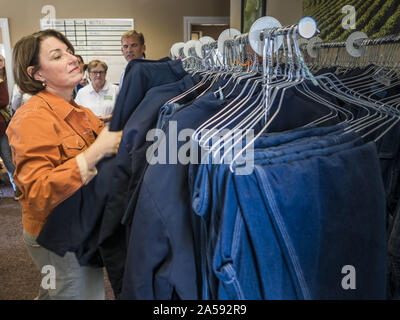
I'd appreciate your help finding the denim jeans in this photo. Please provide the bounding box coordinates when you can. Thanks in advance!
[193,126,384,299]
[190,161,237,299]
[191,125,386,299]
[213,140,386,299]
[23,230,105,300]
[0,134,17,191]
[252,130,360,162]
[253,133,363,166]
[212,130,365,298]
[253,123,348,149]
[190,125,350,299]
[190,125,345,298]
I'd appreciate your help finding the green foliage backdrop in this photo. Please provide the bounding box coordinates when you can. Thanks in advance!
[303,0,400,41]
[243,0,265,33]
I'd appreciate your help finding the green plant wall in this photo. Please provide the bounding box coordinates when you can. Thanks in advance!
[303,0,400,41]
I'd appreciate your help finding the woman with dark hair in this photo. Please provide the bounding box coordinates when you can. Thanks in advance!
[7,30,122,300]
[72,54,88,99]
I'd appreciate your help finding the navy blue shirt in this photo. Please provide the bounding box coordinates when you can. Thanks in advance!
[110,59,188,131]
[98,75,202,297]
[120,92,224,299]
[101,74,202,244]
[36,157,115,267]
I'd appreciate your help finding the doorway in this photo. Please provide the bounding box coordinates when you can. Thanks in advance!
[183,16,230,42]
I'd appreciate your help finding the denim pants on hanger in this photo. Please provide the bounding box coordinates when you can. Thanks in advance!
[190,124,350,299]
[252,130,360,162]
[190,125,378,299]
[190,125,342,298]
[211,130,366,299]
[23,231,105,300]
[212,140,386,299]
[253,132,362,165]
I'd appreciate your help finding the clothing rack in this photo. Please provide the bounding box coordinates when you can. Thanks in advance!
[180,17,317,71]
[303,33,400,70]
[313,34,400,49]
[223,17,317,51]
[103,16,400,301]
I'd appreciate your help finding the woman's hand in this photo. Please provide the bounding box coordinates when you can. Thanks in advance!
[98,115,112,123]
[82,125,122,169]
[94,125,122,156]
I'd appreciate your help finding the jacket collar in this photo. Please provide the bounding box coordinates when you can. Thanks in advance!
[36,90,85,120]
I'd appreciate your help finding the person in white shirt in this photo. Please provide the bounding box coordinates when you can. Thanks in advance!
[72,54,88,99]
[75,60,119,122]
[10,84,32,115]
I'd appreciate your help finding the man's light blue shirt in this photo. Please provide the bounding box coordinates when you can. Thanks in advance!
[119,56,145,88]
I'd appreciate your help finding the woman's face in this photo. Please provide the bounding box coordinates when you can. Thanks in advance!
[0,55,5,70]
[32,37,82,92]
[88,65,106,89]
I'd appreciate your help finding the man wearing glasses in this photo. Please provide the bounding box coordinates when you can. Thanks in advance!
[75,60,119,122]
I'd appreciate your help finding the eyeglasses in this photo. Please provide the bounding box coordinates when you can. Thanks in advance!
[89,71,106,76]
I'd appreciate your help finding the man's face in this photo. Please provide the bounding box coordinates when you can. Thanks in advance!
[121,36,146,62]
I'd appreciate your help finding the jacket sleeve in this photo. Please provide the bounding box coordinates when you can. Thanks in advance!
[7,109,84,213]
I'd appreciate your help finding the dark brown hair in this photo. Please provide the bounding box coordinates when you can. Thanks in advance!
[75,54,84,64]
[13,29,75,95]
[75,54,87,73]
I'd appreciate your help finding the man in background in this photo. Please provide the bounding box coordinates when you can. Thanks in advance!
[119,30,146,88]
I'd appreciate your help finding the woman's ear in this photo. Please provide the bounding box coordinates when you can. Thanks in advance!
[27,66,44,82]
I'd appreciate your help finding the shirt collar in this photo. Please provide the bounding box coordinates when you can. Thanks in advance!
[88,80,110,93]
[102,80,110,91]
[36,90,85,120]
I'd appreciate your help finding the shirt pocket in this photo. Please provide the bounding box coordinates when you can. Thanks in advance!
[60,134,86,160]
